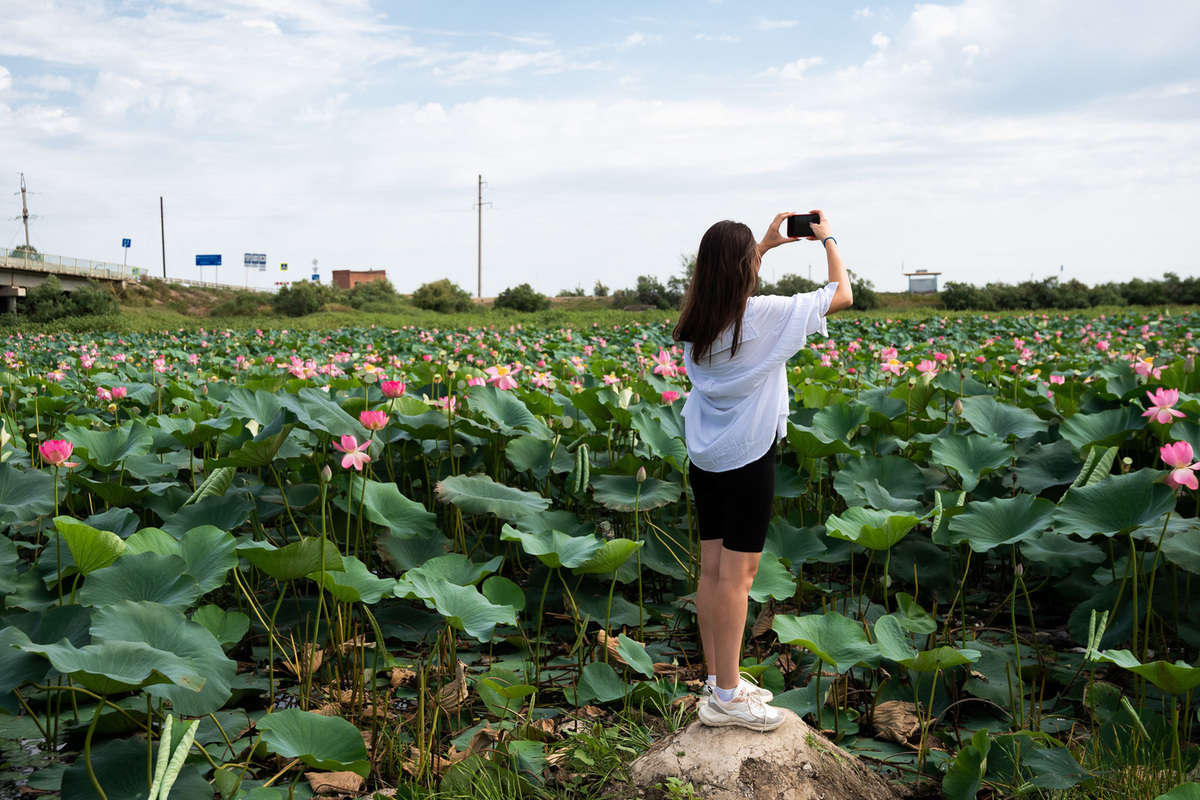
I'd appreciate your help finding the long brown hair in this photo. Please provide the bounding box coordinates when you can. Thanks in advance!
[672,220,759,363]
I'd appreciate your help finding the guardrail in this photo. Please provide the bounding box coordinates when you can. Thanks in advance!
[2,250,272,293]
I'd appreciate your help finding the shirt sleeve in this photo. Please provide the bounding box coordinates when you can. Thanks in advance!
[758,282,838,357]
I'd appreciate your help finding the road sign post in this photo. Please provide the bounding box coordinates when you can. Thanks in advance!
[196,254,221,285]
[121,238,131,277]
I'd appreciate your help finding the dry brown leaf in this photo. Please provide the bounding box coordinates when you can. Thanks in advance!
[575,705,605,720]
[391,668,417,689]
[338,635,368,652]
[775,653,795,674]
[335,689,357,706]
[671,695,699,714]
[304,771,363,795]
[280,643,323,677]
[594,631,627,668]
[868,700,921,746]
[313,703,340,717]
[434,660,470,715]
[750,599,776,639]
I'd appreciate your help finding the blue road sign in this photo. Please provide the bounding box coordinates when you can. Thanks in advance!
[122,238,131,248]
[311,274,319,282]
[196,254,221,266]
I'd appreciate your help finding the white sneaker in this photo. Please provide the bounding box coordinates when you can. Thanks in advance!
[703,676,774,703]
[698,687,786,732]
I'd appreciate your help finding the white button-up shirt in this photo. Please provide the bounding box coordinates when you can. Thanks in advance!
[681,283,837,472]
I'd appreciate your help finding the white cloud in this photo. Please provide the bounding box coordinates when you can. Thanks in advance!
[620,32,660,49]
[0,67,10,92]
[695,33,741,43]
[872,33,890,49]
[29,75,78,93]
[756,18,798,31]
[853,8,874,20]
[762,56,826,81]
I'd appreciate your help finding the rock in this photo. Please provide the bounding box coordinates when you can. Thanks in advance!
[631,710,903,800]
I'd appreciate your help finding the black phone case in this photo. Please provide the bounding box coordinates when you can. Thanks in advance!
[787,214,819,238]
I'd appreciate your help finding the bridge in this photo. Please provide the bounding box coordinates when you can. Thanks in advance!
[1,249,268,313]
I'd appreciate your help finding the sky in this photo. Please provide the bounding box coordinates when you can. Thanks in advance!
[1,1,1198,297]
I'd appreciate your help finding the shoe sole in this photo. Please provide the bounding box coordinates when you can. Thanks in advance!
[697,703,785,732]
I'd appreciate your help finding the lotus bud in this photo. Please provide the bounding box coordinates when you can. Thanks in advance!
[952,398,964,416]
[321,464,332,484]
[636,466,646,483]
[1187,355,1195,374]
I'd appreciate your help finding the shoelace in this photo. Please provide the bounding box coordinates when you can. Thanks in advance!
[739,690,772,731]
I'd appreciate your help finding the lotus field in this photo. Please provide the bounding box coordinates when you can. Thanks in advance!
[2,309,1200,799]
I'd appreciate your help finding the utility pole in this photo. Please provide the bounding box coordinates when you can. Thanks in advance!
[160,197,166,279]
[474,175,491,298]
[19,174,31,252]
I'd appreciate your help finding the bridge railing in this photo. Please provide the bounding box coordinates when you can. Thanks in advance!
[2,249,130,280]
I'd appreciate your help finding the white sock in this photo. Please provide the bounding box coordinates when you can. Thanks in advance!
[714,685,736,703]
[707,674,717,685]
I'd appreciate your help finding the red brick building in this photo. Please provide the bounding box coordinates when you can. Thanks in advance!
[332,269,388,290]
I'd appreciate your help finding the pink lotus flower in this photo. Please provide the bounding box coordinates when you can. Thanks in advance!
[1161,441,1199,491]
[881,359,906,376]
[332,435,371,471]
[112,386,127,400]
[916,359,938,376]
[650,349,679,377]
[437,396,459,414]
[1048,375,1065,385]
[485,364,521,390]
[662,390,681,404]
[531,371,555,389]
[381,380,406,398]
[39,440,79,467]
[1143,388,1186,425]
[602,373,620,386]
[96,386,112,402]
[1133,356,1161,380]
[360,410,388,430]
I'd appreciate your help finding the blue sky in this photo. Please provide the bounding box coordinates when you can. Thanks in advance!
[2,1,1197,295]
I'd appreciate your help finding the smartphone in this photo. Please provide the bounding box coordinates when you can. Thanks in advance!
[786,213,820,238]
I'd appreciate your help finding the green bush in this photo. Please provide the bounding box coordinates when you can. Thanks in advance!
[760,273,821,296]
[347,278,397,310]
[495,283,550,312]
[212,292,268,317]
[19,275,119,322]
[593,281,609,298]
[412,278,474,313]
[272,281,336,317]
[557,286,586,298]
[851,277,879,311]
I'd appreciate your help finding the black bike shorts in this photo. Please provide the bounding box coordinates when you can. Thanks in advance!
[689,440,777,554]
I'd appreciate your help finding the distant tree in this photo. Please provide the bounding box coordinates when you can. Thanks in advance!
[593,280,609,297]
[11,244,43,261]
[495,283,550,312]
[412,278,473,313]
[347,277,397,309]
[273,281,336,317]
[20,275,118,321]
[557,286,586,298]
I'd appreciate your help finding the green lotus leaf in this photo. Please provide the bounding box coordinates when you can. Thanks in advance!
[1094,649,1200,695]
[570,661,628,705]
[1059,406,1147,451]
[125,525,237,595]
[825,507,921,551]
[571,539,643,575]
[1161,526,1200,574]
[873,614,919,663]
[60,731,211,800]
[467,384,552,439]
[192,604,251,651]
[482,575,527,612]
[786,423,858,460]
[1154,783,1200,800]
[1022,745,1095,790]
[959,395,1048,441]
[413,581,516,643]
[238,538,346,582]
[949,494,1056,553]
[1021,533,1107,568]
[943,729,990,800]
[277,387,368,439]
[590,475,681,512]
[478,669,536,717]
[893,371,939,417]
[78,552,204,609]
[899,646,980,673]
[223,388,285,427]
[63,422,155,472]
[376,531,452,572]
[505,436,555,479]
[811,401,871,443]
[155,412,236,448]
[54,516,125,577]
[1015,440,1082,494]
[500,524,603,569]
[311,554,397,604]
[772,611,880,673]
[66,475,176,507]
[1054,469,1176,539]
[0,534,16,594]
[748,554,798,602]
[833,455,925,509]
[257,708,370,777]
[19,639,203,695]
[631,408,687,466]
[160,493,255,538]
[92,600,234,716]
[763,519,827,568]
[344,478,438,538]
[931,435,1012,492]
[206,427,294,469]
[893,593,939,634]
[397,554,503,594]
[84,507,140,539]
[615,634,655,678]
[435,474,551,519]
[0,462,55,526]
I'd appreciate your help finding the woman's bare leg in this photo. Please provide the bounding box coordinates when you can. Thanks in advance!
[698,540,762,690]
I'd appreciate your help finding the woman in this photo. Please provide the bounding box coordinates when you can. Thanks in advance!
[673,210,852,731]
